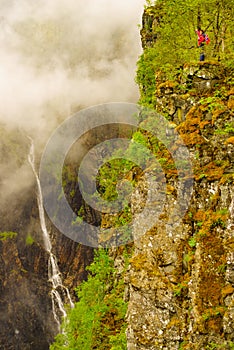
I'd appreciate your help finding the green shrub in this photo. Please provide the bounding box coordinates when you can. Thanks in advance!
[0,231,17,241]
[50,249,128,350]
[25,233,34,245]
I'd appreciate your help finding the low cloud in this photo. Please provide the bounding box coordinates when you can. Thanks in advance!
[0,0,145,136]
[0,0,145,211]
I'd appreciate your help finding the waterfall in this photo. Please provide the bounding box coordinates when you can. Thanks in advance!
[27,137,74,330]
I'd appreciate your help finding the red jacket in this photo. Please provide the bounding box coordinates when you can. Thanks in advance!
[196,29,210,46]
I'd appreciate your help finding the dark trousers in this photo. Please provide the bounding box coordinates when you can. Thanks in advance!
[199,43,205,61]
[200,52,205,61]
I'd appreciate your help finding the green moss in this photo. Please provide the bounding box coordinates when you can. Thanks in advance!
[205,341,234,349]
[178,341,188,350]
[202,306,226,321]
[173,280,189,297]
[214,122,234,135]
[0,231,17,241]
[25,233,35,245]
[188,237,197,248]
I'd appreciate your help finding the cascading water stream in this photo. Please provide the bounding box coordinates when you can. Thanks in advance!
[27,137,74,329]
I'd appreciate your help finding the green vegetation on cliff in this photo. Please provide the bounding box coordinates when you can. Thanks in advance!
[51,1,234,349]
[50,248,129,350]
[138,0,234,107]
[0,231,17,241]
[143,0,234,61]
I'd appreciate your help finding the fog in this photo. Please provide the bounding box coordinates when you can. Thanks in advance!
[0,0,145,211]
[0,0,145,136]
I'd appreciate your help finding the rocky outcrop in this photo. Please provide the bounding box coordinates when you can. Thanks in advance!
[125,64,234,349]
[140,4,163,49]
[125,13,234,346]
[0,233,53,350]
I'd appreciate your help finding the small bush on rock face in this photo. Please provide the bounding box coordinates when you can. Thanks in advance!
[188,237,197,248]
[0,231,17,241]
[25,234,34,245]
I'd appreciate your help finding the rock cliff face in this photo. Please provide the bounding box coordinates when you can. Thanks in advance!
[0,129,94,349]
[124,8,234,350]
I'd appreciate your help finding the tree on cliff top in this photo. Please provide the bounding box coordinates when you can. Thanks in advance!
[137,0,234,107]
[142,0,234,64]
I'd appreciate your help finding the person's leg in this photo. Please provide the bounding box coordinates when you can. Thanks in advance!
[200,51,205,61]
[199,43,205,61]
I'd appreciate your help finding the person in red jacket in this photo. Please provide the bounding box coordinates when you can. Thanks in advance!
[195,28,210,61]
[196,28,210,46]
[196,28,205,47]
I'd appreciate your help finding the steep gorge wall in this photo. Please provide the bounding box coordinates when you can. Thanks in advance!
[124,9,234,350]
[0,129,94,349]
[126,71,234,349]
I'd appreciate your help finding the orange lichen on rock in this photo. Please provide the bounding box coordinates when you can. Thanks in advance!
[212,106,227,124]
[176,106,210,147]
[225,136,234,144]
[221,284,234,299]
[227,98,234,110]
